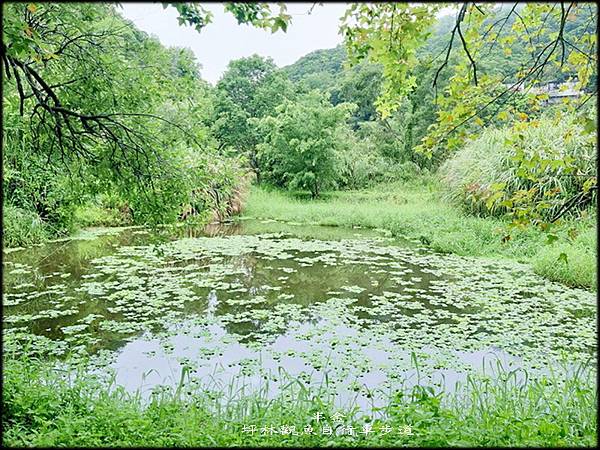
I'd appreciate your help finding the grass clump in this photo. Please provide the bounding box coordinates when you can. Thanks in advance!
[243,182,596,290]
[439,115,596,219]
[2,204,49,248]
[2,354,596,447]
[74,204,131,228]
[532,225,597,289]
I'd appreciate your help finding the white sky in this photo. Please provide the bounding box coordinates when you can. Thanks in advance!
[119,2,349,84]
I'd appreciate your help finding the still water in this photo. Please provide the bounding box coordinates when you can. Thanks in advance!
[3,219,596,411]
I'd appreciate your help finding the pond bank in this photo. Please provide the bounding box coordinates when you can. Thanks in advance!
[3,355,596,447]
[242,182,596,290]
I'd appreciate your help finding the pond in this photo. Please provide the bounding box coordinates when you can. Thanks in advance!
[3,219,597,413]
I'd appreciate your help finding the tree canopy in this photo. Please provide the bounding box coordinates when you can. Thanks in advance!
[2,1,596,239]
[256,91,355,198]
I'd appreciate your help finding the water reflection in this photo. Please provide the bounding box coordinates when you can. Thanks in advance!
[106,316,524,415]
[3,220,596,413]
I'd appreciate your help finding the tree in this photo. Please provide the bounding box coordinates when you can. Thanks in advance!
[2,3,242,231]
[255,91,355,198]
[340,3,441,119]
[212,55,295,181]
[1,4,210,183]
[339,2,597,229]
[1,1,293,196]
[165,2,292,34]
[331,61,383,126]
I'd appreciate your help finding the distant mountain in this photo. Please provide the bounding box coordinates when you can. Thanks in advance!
[282,6,596,91]
[282,45,346,91]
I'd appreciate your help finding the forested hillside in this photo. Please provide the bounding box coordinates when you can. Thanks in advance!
[282,45,346,91]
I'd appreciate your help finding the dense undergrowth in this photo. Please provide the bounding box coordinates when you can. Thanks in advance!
[2,172,251,249]
[2,354,596,447]
[243,181,596,290]
[439,115,596,220]
[2,205,51,248]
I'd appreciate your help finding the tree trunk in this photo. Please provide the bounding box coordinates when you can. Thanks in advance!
[250,150,261,184]
[255,167,261,184]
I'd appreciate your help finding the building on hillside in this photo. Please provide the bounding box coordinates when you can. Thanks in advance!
[503,80,584,105]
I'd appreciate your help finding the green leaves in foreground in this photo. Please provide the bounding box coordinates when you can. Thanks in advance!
[2,356,596,447]
[163,3,292,34]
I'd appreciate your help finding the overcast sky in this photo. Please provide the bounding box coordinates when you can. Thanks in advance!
[119,3,349,84]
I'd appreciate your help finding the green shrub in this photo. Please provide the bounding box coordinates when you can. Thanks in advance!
[335,133,432,190]
[335,137,390,189]
[439,116,596,219]
[532,225,597,289]
[74,205,128,228]
[74,192,134,227]
[2,205,49,248]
